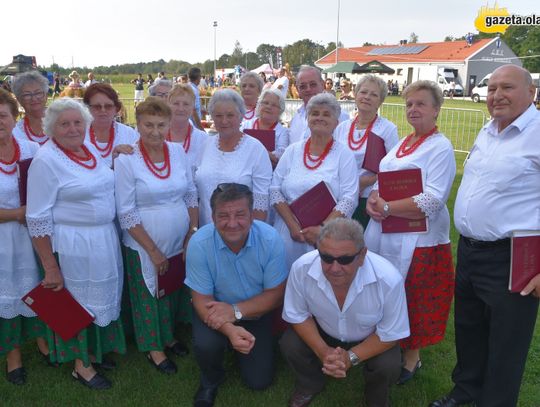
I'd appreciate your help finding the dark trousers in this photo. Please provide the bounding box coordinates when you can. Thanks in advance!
[450,236,539,407]
[192,308,274,390]
[280,326,401,407]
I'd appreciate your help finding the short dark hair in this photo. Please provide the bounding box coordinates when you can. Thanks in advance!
[135,96,171,121]
[188,67,202,82]
[210,183,253,214]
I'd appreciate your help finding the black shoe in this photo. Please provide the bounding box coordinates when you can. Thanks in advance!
[38,349,59,367]
[397,359,421,385]
[166,341,189,357]
[146,353,177,374]
[429,395,473,407]
[7,367,26,385]
[71,370,111,390]
[194,384,219,407]
[92,356,116,370]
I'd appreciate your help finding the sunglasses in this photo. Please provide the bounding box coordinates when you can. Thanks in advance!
[318,249,363,265]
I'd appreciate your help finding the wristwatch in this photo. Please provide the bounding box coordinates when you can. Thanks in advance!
[189,226,198,234]
[232,303,242,321]
[348,350,361,366]
[382,202,390,218]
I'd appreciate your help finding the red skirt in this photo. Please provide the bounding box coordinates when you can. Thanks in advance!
[401,243,454,349]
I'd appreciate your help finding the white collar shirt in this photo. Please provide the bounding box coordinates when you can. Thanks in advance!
[454,104,540,240]
[282,250,410,343]
[288,104,350,146]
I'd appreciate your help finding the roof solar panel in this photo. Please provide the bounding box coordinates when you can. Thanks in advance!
[367,45,428,55]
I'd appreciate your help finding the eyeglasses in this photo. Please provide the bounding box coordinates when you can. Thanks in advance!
[89,103,116,112]
[20,91,46,101]
[155,92,169,98]
[318,249,363,265]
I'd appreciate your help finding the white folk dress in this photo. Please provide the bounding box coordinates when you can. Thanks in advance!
[26,140,123,327]
[84,121,139,168]
[115,142,198,296]
[364,132,456,277]
[270,139,359,268]
[0,138,40,319]
[195,134,272,226]
[13,118,49,146]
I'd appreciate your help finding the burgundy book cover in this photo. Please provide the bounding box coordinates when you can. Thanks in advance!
[157,253,186,299]
[244,129,276,151]
[510,231,540,293]
[289,181,336,229]
[22,284,95,341]
[378,168,427,233]
[362,133,386,173]
[17,158,33,206]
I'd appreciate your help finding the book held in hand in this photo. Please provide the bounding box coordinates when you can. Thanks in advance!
[17,158,33,206]
[510,231,540,293]
[362,133,386,174]
[289,181,336,229]
[22,284,95,341]
[156,253,186,299]
[378,168,427,233]
[243,129,276,152]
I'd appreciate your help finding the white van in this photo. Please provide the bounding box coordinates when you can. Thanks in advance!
[471,74,491,103]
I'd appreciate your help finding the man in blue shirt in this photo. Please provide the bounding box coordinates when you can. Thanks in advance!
[186,183,288,407]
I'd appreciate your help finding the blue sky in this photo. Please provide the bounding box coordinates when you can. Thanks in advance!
[2,0,537,68]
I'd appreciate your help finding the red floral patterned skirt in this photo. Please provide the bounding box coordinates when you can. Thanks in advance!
[401,243,454,349]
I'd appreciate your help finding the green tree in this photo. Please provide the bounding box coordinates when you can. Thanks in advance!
[409,32,419,43]
[230,40,244,67]
[256,43,278,66]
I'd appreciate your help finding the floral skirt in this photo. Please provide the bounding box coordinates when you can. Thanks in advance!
[0,316,45,355]
[401,243,454,349]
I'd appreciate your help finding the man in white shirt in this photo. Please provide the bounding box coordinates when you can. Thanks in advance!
[431,65,540,407]
[281,218,409,407]
[84,72,97,88]
[272,67,289,99]
[288,66,349,145]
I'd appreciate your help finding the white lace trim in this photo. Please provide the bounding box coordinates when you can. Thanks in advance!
[27,215,53,237]
[269,189,287,206]
[253,192,269,211]
[335,198,356,218]
[413,191,443,217]
[216,133,245,152]
[183,191,199,208]
[118,208,142,230]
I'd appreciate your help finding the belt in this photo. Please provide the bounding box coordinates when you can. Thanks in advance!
[461,235,510,249]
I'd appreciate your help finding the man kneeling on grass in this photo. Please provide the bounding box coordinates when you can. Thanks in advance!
[280,218,410,407]
[185,183,288,407]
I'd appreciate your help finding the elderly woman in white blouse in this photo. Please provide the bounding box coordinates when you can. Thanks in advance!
[241,88,290,167]
[195,89,272,226]
[334,74,399,229]
[115,97,198,375]
[239,71,264,125]
[26,98,125,390]
[270,93,358,268]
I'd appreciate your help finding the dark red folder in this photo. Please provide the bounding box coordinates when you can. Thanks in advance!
[17,158,32,206]
[362,133,386,173]
[289,181,336,229]
[244,129,276,151]
[22,284,95,341]
[378,168,427,233]
[510,231,540,293]
[156,253,186,299]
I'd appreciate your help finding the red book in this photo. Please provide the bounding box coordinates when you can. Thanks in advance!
[17,158,33,206]
[362,133,386,173]
[378,168,427,233]
[289,181,336,229]
[244,129,276,151]
[156,253,186,299]
[510,231,540,293]
[22,284,95,341]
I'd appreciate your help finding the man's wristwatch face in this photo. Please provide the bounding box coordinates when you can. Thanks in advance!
[348,350,361,366]
[233,304,242,321]
[383,203,390,217]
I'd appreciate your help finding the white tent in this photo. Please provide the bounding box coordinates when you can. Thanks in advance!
[251,63,274,75]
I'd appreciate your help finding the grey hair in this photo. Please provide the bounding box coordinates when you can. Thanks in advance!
[318,218,365,251]
[12,71,49,100]
[148,79,173,96]
[354,74,389,103]
[402,80,444,110]
[297,65,322,82]
[306,93,341,120]
[43,98,93,138]
[255,88,285,117]
[208,88,246,117]
[240,72,264,94]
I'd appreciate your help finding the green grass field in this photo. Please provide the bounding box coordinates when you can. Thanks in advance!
[4,86,538,406]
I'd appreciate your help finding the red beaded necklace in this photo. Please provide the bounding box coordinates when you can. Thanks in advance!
[244,107,255,120]
[89,123,115,158]
[23,117,48,145]
[253,119,277,130]
[167,123,193,153]
[139,141,171,179]
[396,126,438,158]
[0,137,21,175]
[303,137,334,170]
[53,139,97,170]
[348,115,377,151]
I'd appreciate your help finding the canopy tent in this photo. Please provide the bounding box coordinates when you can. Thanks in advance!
[355,60,395,74]
[322,61,363,74]
[251,63,274,75]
